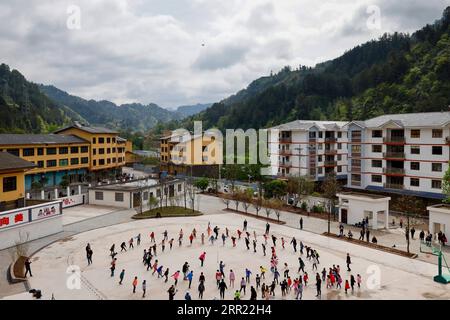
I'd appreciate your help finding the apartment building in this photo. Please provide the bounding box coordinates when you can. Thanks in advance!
[347,112,450,199]
[0,123,129,190]
[268,120,349,180]
[160,130,220,176]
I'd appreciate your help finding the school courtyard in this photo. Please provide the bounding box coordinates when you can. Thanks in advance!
[18,210,450,300]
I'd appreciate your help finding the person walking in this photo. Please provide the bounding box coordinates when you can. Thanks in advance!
[243,219,248,231]
[109,244,115,257]
[357,274,362,289]
[344,279,350,294]
[129,238,134,249]
[255,274,261,289]
[245,268,252,283]
[132,276,138,293]
[298,257,305,273]
[219,279,228,299]
[291,237,297,252]
[350,275,356,293]
[315,273,322,298]
[120,241,127,252]
[171,270,180,286]
[199,251,206,267]
[253,239,257,253]
[346,253,352,271]
[137,233,141,246]
[250,286,257,300]
[142,280,147,298]
[164,268,170,283]
[187,271,194,289]
[262,243,267,256]
[300,217,303,230]
[239,277,247,295]
[24,258,32,277]
[265,222,270,235]
[198,281,205,299]
[119,269,125,284]
[110,258,117,277]
[229,269,235,288]
[168,285,177,300]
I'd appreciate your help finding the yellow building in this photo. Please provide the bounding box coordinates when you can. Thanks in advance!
[0,152,35,211]
[159,130,221,176]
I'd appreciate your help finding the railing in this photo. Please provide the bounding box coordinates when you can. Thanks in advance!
[383,136,405,143]
[279,149,292,156]
[325,137,337,143]
[351,180,361,186]
[351,152,361,158]
[384,183,404,190]
[279,161,292,167]
[324,160,337,166]
[324,149,337,155]
[279,137,292,143]
[383,152,405,159]
[351,138,361,143]
[383,167,405,175]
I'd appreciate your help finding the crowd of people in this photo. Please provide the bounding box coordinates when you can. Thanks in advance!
[81,218,366,300]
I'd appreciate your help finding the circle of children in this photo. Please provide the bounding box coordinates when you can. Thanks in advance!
[84,219,363,300]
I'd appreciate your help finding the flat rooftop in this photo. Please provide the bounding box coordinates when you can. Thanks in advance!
[338,191,390,200]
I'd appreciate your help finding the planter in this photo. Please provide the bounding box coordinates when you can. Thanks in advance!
[223,208,286,225]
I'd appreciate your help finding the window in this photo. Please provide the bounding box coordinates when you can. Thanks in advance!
[37,161,44,168]
[371,175,382,183]
[337,154,342,161]
[92,138,96,144]
[432,129,443,138]
[107,158,111,164]
[318,132,323,138]
[71,158,79,165]
[3,177,17,192]
[93,148,97,155]
[37,148,44,155]
[112,137,116,143]
[410,146,420,154]
[372,160,382,168]
[95,192,104,200]
[352,159,361,167]
[115,192,124,202]
[351,145,361,153]
[337,132,342,138]
[81,157,89,164]
[80,146,88,153]
[410,162,420,170]
[432,163,442,172]
[318,144,323,150]
[372,130,382,138]
[337,143,342,149]
[47,160,57,167]
[337,166,342,173]
[432,146,443,155]
[47,148,57,155]
[318,155,322,162]
[99,137,105,144]
[351,174,361,186]
[23,148,34,157]
[432,180,442,189]
[318,168,323,174]
[410,130,420,138]
[99,148,105,154]
[59,159,68,167]
[178,184,182,192]
[71,147,79,154]
[410,178,419,187]
[107,148,111,154]
[107,137,111,143]
[372,145,382,153]
[93,160,96,166]
[112,158,116,163]
[7,149,19,156]
[99,159,105,165]
[59,147,68,154]
[112,147,116,153]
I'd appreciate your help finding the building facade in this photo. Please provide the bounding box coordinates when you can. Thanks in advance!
[268,120,349,181]
[347,112,450,199]
[0,123,129,190]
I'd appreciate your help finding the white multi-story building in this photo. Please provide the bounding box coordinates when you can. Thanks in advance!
[346,112,450,199]
[268,120,349,181]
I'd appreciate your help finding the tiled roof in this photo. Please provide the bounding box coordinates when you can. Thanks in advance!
[269,120,348,131]
[54,124,118,134]
[0,152,35,171]
[358,112,450,128]
[0,134,88,146]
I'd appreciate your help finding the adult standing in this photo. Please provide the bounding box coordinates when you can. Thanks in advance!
[24,258,32,277]
[346,253,352,271]
[219,279,228,299]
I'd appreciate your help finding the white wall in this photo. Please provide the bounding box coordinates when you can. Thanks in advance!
[0,215,63,250]
[429,210,450,236]
[89,189,132,208]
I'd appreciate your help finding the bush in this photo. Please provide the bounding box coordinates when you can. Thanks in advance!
[301,201,308,211]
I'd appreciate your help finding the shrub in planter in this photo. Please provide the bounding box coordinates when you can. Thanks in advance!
[301,201,308,211]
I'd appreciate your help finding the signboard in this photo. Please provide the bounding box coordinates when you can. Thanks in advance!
[0,210,29,230]
[31,203,61,221]
[61,194,85,208]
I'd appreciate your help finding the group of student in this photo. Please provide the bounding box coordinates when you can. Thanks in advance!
[83,218,363,300]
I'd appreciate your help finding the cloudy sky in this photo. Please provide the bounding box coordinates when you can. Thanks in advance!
[1,0,449,109]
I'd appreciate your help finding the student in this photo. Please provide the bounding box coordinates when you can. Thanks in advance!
[221,233,226,246]
[261,243,267,256]
[281,237,285,249]
[137,233,141,246]
[345,279,350,294]
[265,222,270,234]
[296,281,303,300]
[157,265,164,278]
[189,233,194,245]
[172,270,180,286]
[86,247,93,265]
[219,261,226,277]
[182,262,190,279]
[346,253,352,271]
[356,274,362,289]
[129,238,134,249]
[315,273,321,298]
[245,237,250,250]
[109,244,115,257]
[201,233,205,245]
[219,279,228,299]
[198,281,205,299]
[120,241,127,252]
[260,266,267,279]
[350,275,356,293]
[239,277,247,295]
[250,286,257,300]
[231,236,236,247]
[229,269,235,288]
[187,271,194,289]
[245,268,252,283]
[185,291,192,300]
[169,238,174,250]
[132,276,138,293]
[253,239,257,252]
[290,237,297,252]
[255,274,261,289]
[110,258,117,277]
[243,219,248,231]
[119,269,125,284]
[142,280,147,298]
[298,257,305,273]
[199,251,206,267]
[168,285,177,300]
[300,217,303,230]
[234,290,241,300]
[164,268,170,282]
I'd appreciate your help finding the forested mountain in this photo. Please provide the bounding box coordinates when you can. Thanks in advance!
[0,64,81,133]
[175,103,212,117]
[39,85,183,132]
[163,6,450,132]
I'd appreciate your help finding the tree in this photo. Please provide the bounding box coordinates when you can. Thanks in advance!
[221,194,231,210]
[263,199,273,219]
[442,161,450,203]
[148,195,158,210]
[231,190,241,211]
[194,177,209,193]
[263,180,287,199]
[240,189,253,213]
[271,198,284,222]
[59,175,70,189]
[392,195,424,253]
[322,172,341,233]
[253,196,263,216]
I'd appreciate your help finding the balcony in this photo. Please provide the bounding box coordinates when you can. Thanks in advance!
[279,149,292,156]
[279,137,292,143]
[383,167,405,175]
[324,149,337,155]
[351,137,361,143]
[324,160,337,167]
[351,180,361,186]
[384,182,404,190]
[325,137,337,143]
[351,152,361,158]
[279,161,292,167]
[383,152,405,159]
[383,136,405,144]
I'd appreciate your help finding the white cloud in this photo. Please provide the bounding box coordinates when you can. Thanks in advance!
[0,0,448,108]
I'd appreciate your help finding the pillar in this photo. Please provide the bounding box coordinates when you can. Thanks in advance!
[78,185,82,195]
[41,190,45,200]
[66,186,70,197]
[54,188,58,199]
